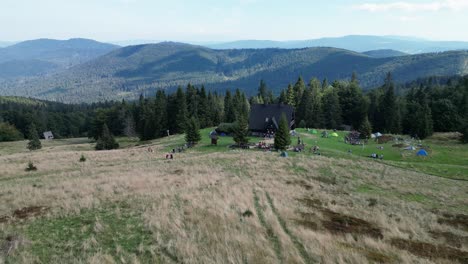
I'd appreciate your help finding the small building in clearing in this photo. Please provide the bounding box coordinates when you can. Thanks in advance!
[248,104,295,135]
[43,131,54,140]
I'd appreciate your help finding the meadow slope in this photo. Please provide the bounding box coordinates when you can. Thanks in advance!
[0,132,467,263]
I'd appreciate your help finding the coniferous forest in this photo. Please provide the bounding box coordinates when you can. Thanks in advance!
[1,74,467,143]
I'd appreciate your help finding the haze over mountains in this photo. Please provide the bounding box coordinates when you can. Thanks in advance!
[204,35,468,54]
[0,35,467,103]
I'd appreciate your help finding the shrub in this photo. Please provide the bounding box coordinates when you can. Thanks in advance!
[216,123,236,134]
[298,120,306,129]
[0,122,23,142]
[25,161,37,171]
[79,154,86,162]
[95,124,119,150]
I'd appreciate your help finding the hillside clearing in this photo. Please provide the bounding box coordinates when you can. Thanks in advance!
[0,131,467,263]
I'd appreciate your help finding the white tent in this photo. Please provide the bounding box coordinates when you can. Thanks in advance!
[371,134,376,139]
[375,132,383,137]
[404,146,416,151]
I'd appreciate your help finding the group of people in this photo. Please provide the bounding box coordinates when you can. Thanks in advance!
[311,145,321,155]
[258,141,272,151]
[263,129,275,139]
[370,153,384,160]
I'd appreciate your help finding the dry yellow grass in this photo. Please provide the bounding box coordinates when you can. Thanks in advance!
[0,137,467,263]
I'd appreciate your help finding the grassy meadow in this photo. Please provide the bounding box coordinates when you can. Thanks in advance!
[0,129,467,263]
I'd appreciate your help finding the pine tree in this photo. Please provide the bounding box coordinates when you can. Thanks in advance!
[185,117,201,145]
[293,76,306,107]
[258,80,270,104]
[381,72,400,134]
[27,123,42,151]
[198,86,210,127]
[274,113,291,150]
[154,90,168,137]
[359,116,372,139]
[224,90,236,123]
[278,89,287,104]
[232,114,249,146]
[95,124,119,150]
[322,88,342,129]
[174,86,188,133]
[286,84,295,106]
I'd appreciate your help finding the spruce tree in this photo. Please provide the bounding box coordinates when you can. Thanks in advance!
[174,86,188,133]
[27,123,42,151]
[154,90,168,138]
[381,73,400,134]
[286,84,295,106]
[359,116,372,139]
[293,76,306,107]
[95,124,119,150]
[274,113,291,150]
[185,117,201,145]
[224,90,236,123]
[322,88,342,129]
[233,114,249,146]
[258,80,270,104]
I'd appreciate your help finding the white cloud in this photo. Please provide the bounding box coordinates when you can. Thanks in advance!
[355,0,468,12]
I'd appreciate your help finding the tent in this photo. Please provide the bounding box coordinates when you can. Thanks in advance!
[311,129,318,134]
[370,133,376,139]
[375,132,383,137]
[416,149,428,156]
[331,132,339,137]
[404,146,416,151]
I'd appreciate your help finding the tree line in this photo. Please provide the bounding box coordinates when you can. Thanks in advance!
[1,74,467,147]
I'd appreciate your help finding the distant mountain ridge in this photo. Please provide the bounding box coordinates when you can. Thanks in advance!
[0,38,119,78]
[1,42,467,103]
[362,49,408,58]
[206,35,468,54]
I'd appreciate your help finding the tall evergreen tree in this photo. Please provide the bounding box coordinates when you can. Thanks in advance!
[381,73,401,134]
[286,84,295,106]
[27,123,42,151]
[232,114,249,146]
[185,117,201,145]
[293,76,306,107]
[278,89,288,104]
[198,86,210,127]
[224,90,236,123]
[274,113,291,150]
[174,86,188,133]
[359,116,372,139]
[257,80,271,104]
[154,90,168,138]
[322,88,342,129]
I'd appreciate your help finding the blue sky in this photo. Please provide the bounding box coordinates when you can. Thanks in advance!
[1,0,468,42]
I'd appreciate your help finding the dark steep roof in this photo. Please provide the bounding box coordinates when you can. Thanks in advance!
[249,104,294,131]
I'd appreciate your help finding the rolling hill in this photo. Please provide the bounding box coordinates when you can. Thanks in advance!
[362,49,408,58]
[207,35,468,54]
[0,38,119,78]
[0,42,467,103]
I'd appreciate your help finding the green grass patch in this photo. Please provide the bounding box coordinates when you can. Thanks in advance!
[401,193,428,203]
[14,203,160,263]
[356,184,384,194]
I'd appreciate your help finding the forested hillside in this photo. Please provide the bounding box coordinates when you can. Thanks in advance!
[1,75,466,143]
[0,38,118,78]
[0,43,467,103]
